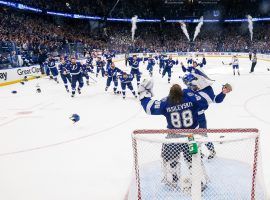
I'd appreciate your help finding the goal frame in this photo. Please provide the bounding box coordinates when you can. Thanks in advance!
[131,128,260,200]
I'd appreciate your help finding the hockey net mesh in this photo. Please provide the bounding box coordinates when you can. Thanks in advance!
[129,129,266,200]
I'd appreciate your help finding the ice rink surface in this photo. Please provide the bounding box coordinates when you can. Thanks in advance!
[0,56,270,200]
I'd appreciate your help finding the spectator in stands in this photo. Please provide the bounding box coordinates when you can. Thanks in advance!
[1,6,270,69]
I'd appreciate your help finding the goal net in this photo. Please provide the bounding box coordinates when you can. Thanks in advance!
[128,128,266,200]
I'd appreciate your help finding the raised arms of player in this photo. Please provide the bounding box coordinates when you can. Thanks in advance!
[198,84,231,105]
[140,97,166,115]
[138,79,165,115]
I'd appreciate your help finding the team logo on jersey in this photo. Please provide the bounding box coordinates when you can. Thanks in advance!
[72,64,77,70]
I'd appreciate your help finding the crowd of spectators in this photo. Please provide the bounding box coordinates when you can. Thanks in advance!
[0,6,270,69]
[7,0,270,19]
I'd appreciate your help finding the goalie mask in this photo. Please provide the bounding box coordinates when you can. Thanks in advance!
[182,72,214,91]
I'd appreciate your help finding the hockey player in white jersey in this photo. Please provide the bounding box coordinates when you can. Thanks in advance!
[229,55,240,76]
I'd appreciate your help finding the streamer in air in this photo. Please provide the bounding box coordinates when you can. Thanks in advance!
[247,15,253,41]
[131,15,138,42]
[180,22,190,41]
[193,16,204,41]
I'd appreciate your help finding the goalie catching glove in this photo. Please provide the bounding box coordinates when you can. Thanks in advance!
[138,78,154,100]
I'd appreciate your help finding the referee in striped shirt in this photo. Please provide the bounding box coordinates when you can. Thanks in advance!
[250,53,257,73]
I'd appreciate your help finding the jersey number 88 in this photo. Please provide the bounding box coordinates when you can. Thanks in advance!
[170,110,193,128]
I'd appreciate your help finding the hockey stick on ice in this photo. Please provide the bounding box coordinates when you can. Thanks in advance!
[222,61,231,66]
[89,75,97,83]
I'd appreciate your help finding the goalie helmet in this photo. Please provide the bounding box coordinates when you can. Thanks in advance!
[182,74,199,91]
[70,114,80,123]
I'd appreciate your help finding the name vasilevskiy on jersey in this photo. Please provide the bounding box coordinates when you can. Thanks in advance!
[166,102,193,112]
[0,72,7,81]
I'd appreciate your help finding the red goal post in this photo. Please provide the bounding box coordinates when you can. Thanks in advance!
[129,128,266,200]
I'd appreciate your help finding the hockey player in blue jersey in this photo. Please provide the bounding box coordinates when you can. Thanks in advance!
[85,54,94,73]
[187,55,193,67]
[96,57,105,77]
[145,55,156,77]
[64,55,71,65]
[194,54,207,67]
[42,60,50,78]
[181,72,232,159]
[119,72,137,99]
[69,57,84,97]
[58,58,71,92]
[158,54,167,74]
[181,59,206,74]
[81,63,90,86]
[105,62,122,94]
[162,55,178,83]
[128,55,143,86]
[47,55,59,83]
[103,51,115,67]
[138,79,209,187]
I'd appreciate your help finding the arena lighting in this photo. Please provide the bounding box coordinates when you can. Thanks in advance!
[0,0,16,7]
[107,18,161,22]
[46,11,73,18]
[166,19,219,23]
[73,14,101,20]
[1,0,270,23]
[107,18,131,22]
[167,19,192,23]
[225,17,270,22]
[17,4,42,12]
[0,0,42,12]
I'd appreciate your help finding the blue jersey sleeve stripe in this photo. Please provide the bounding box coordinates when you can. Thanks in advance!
[146,99,155,115]
[198,91,213,104]
[198,109,205,115]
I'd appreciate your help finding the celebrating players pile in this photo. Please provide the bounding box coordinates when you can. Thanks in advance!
[42,49,234,188]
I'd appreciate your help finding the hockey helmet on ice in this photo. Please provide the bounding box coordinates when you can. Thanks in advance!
[70,114,80,123]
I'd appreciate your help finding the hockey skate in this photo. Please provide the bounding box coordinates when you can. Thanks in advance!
[208,149,216,159]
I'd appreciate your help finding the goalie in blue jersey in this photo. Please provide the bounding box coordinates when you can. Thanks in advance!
[138,76,231,187]
[138,79,208,187]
